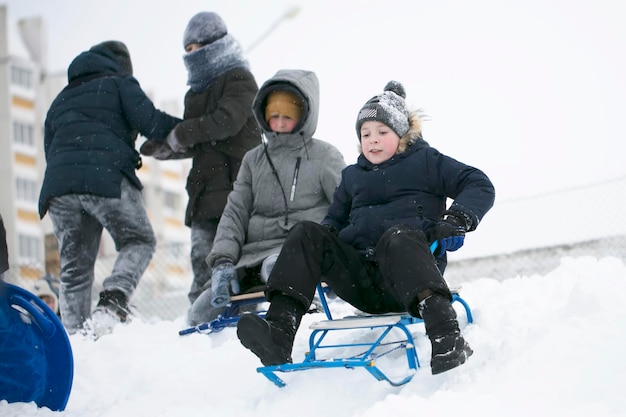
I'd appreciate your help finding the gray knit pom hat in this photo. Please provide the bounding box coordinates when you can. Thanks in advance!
[355,80,410,140]
[183,12,228,48]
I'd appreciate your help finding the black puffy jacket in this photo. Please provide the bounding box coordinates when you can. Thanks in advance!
[323,139,495,260]
[39,44,181,217]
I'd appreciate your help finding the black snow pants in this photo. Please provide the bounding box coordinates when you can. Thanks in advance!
[265,221,452,317]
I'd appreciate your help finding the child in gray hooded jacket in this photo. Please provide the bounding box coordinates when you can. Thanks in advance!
[186,69,346,326]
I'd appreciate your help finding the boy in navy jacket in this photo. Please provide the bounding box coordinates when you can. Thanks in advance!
[237,81,495,375]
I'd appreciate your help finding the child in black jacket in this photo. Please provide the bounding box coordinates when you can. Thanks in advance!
[40,41,181,334]
[237,81,496,375]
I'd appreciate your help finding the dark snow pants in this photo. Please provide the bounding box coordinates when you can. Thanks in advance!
[265,221,452,317]
[47,177,156,332]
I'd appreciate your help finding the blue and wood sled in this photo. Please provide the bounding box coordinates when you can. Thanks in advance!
[178,243,473,387]
[256,284,472,387]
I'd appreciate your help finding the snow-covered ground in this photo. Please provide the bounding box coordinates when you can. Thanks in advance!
[2,254,625,417]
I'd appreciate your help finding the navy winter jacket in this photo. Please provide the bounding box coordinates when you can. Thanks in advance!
[38,45,181,217]
[323,139,495,260]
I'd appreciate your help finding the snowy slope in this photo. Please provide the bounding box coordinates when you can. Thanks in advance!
[2,255,625,417]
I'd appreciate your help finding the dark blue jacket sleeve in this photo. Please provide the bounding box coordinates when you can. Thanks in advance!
[119,76,181,141]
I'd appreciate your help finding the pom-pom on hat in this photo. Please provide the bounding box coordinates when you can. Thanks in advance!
[355,80,410,140]
[265,90,304,123]
[183,12,228,48]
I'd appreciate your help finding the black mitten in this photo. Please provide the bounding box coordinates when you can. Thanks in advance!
[434,211,469,256]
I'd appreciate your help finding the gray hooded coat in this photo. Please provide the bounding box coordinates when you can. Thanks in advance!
[205,69,346,271]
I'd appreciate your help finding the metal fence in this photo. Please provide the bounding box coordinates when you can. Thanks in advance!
[3,242,193,322]
[7,175,626,322]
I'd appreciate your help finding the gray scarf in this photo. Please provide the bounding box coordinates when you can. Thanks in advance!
[183,34,249,93]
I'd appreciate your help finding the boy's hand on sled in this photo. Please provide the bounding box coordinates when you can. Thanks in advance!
[211,260,239,307]
[435,214,466,256]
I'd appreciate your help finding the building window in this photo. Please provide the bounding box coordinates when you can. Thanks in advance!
[11,66,33,89]
[18,234,42,263]
[13,121,35,146]
[15,177,39,203]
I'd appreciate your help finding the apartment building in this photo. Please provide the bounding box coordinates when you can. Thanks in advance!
[1,6,47,282]
[1,6,193,317]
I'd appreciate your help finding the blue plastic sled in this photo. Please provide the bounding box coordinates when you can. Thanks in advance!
[0,281,74,411]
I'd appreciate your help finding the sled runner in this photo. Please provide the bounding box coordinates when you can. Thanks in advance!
[0,282,74,411]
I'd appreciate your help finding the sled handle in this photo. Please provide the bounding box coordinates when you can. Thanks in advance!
[9,293,56,339]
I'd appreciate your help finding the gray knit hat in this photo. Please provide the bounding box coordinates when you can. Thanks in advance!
[183,12,228,48]
[355,81,410,140]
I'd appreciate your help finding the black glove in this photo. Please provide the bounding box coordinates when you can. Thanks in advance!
[139,140,174,160]
[434,211,469,257]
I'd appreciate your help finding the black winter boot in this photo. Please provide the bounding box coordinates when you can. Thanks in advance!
[94,289,131,322]
[237,294,305,366]
[419,294,473,375]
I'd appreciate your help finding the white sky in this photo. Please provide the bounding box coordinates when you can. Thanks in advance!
[2,255,626,416]
[4,0,626,202]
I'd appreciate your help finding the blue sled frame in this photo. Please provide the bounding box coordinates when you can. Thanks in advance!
[256,285,473,387]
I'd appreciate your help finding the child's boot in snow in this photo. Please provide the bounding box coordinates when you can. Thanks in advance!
[419,294,473,374]
[237,293,305,366]
[94,289,131,322]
